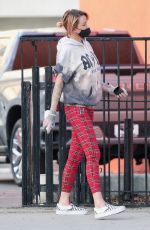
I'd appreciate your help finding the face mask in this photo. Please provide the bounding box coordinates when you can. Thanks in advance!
[78,28,91,38]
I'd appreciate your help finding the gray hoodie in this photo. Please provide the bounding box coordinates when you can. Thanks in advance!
[54,36,115,106]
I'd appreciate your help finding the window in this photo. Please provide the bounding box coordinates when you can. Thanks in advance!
[0,37,10,66]
[13,40,57,70]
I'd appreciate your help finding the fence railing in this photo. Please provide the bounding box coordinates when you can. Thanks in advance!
[21,35,150,207]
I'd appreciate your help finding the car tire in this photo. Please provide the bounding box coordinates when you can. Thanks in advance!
[10,119,22,186]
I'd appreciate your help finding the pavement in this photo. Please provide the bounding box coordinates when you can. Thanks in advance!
[0,207,150,230]
[0,162,150,230]
[0,163,22,208]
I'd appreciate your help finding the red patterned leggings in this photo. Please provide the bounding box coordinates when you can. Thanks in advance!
[61,105,101,194]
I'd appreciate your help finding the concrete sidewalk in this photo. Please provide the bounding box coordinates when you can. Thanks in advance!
[0,207,150,230]
[0,164,150,230]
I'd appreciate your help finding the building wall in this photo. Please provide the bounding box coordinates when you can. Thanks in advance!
[0,0,79,17]
[80,0,150,62]
[0,17,59,30]
[0,0,79,30]
[1,0,149,61]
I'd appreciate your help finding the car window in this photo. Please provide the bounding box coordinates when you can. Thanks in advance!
[0,37,10,66]
[13,40,57,70]
[90,40,140,65]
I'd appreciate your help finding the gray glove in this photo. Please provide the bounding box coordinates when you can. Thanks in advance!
[43,110,56,134]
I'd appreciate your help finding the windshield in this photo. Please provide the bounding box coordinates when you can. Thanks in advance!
[0,37,10,66]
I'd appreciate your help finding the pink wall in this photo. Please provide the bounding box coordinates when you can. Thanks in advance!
[80,0,150,63]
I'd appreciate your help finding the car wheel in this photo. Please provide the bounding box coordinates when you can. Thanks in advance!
[10,119,22,186]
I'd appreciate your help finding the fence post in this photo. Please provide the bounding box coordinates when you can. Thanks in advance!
[80,157,86,204]
[32,66,40,205]
[45,66,54,205]
[73,166,81,205]
[22,81,32,205]
[58,102,67,195]
[124,118,132,201]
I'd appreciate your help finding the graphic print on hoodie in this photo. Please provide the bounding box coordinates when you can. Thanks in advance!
[54,37,103,106]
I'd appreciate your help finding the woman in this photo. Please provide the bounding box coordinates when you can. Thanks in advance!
[43,9,128,219]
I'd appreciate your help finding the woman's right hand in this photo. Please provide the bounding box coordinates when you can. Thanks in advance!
[43,110,56,134]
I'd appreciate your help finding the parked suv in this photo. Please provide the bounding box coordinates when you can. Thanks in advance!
[0,28,150,185]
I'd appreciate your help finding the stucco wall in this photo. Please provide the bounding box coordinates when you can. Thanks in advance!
[80,0,150,63]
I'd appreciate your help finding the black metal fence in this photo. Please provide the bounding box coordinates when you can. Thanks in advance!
[21,35,150,207]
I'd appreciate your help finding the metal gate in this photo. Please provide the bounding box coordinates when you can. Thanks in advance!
[21,35,150,207]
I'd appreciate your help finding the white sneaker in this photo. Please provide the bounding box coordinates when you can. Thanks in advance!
[94,203,126,219]
[56,203,88,215]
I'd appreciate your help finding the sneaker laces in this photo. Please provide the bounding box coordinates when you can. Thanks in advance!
[70,204,85,211]
[105,203,117,210]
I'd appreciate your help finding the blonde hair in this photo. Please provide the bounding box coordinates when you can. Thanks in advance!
[56,9,88,36]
